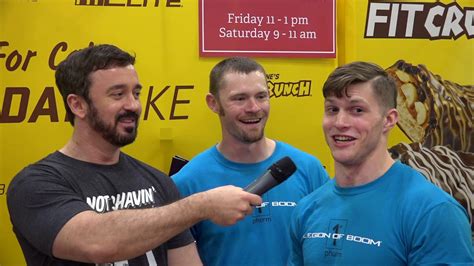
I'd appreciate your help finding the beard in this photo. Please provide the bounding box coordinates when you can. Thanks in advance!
[87,103,139,147]
[236,128,265,144]
[218,103,265,144]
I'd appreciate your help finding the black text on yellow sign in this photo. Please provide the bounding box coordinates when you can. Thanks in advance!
[0,85,194,123]
[1,41,195,123]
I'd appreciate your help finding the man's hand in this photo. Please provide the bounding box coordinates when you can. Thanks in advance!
[195,185,262,226]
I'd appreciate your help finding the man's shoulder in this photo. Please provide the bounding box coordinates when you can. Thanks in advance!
[120,152,167,176]
[294,180,334,212]
[275,141,327,175]
[15,151,64,176]
[276,141,317,159]
[389,162,462,211]
[393,162,448,195]
[8,151,68,194]
[176,148,217,169]
[120,152,148,166]
[171,147,223,195]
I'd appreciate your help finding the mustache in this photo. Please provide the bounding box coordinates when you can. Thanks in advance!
[116,111,140,122]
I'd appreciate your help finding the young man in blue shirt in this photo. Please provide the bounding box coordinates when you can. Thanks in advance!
[173,57,329,265]
[288,61,473,265]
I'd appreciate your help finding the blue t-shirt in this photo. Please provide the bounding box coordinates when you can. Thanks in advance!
[289,161,473,265]
[173,141,329,266]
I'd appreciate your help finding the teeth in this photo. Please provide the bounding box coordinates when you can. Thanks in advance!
[334,136,353,141]
[242,119,260,123]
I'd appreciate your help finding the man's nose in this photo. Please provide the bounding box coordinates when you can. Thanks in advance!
[334,112,349,127]
[123,93,141,111]
[245,98,261,112]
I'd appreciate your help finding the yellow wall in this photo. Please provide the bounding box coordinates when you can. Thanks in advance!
[1,0,471,264]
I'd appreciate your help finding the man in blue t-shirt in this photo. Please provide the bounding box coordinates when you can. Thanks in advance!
[173,57,329,266]
[288,61,473,265]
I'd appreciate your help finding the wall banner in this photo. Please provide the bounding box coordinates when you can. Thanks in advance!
[199,0,336,57]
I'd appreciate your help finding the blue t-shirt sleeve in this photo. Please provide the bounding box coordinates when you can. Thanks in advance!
[288,206,305,266]
[313,160,330,187]
[304,156,329,191]
[408,201,473,264]
[171,165,194,197]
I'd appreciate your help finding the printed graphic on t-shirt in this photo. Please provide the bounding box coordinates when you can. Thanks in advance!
[252,194,297,224]
[86,186,157,213]
[87,187,160,265]
[303,219,382,258]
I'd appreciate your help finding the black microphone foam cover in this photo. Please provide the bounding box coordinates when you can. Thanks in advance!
[270,156,297,183]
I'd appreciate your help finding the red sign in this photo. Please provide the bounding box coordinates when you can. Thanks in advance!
[199,0,336,58]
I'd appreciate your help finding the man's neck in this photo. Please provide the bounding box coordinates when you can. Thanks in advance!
[217,137,276,163]
[60,127,121,165]
[334,151,395,187]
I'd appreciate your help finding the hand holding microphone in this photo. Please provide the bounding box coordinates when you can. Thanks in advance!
[197,157,296,226]
[244,156,297,196]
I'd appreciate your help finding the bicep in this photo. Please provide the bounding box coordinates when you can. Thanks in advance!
[7,174,90,256]
[52,210,101,262]
[167,242,202,266]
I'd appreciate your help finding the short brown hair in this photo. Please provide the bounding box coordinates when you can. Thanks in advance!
[55,44,135,125]
[209,57,267,96]
[322,61,397,111]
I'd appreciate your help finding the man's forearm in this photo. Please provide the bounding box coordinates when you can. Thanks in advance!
[52,185,261,263]
[52,192,208,263]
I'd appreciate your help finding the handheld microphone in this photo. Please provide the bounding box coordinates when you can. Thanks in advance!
[244,156,297,196]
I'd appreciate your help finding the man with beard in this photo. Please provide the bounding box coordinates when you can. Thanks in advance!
[288,61,473,265]
[172,57,329,266]
[7,45,262,266]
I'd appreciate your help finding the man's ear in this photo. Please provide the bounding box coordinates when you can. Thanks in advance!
[383,108,399,133]
[206,93,220,114]
[67,94,88,119]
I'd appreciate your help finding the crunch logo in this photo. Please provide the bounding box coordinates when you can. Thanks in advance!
[266,73,312,98]
[75,0,181,7]
[268,80,312,98]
